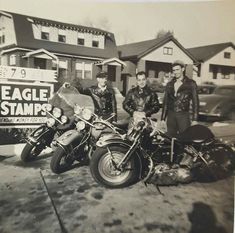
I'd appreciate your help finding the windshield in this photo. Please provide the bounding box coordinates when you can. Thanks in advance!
[213,86,235,96]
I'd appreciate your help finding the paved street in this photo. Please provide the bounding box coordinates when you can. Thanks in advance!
[0,123,235,233]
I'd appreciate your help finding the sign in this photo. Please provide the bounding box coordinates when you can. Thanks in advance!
[0,65,57,82]
[0,81,54,128]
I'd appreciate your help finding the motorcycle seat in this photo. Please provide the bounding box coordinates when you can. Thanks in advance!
[113,120,129,131]
[176,124,215,144]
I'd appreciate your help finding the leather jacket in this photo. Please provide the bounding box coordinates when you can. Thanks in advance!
[123,86,160,117]
[78,85,117,121]
[161,76,199,121]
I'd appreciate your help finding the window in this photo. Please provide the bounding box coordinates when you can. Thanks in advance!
[77,32,85,46]
[58,34,66,43]
[9,55,16,66]
[41,31,49,40]
[92,40,99,48]
[163,47,173,55]
[41,26,50,40]
[76,62,92,79]
[221,66,230,79]
[58,29,66,43]
[77,38,85,46]
[0,29,3,44]
[92,35,99,48]
[2,34,5,43]
[224,52,231,59]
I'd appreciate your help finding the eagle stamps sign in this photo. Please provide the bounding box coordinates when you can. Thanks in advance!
[0,81,53,128]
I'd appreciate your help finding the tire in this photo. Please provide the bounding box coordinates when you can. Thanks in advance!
[228,110,235,121]
[50,146,74,174]
[21,142,45,162]
[90,146,140,188]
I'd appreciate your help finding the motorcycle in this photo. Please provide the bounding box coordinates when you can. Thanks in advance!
[50,105,127,174]
[90,116,235,188]
[21,103,74,162]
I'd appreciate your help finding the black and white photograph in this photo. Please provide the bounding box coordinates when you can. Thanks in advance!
[0,0,235,232]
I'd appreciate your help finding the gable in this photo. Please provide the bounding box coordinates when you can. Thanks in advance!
[205,46,235,66]
[142,40,194,64]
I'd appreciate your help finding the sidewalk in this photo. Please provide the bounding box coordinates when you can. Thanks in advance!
[0,143,52,157]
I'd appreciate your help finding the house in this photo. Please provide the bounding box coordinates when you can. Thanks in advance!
[0,11,125,92]
[118,34,197,94]
[187,42,235,85]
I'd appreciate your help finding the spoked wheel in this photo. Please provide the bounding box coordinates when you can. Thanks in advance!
[90,146,140,188]
[50,147,74,174]
[21,142,45,162]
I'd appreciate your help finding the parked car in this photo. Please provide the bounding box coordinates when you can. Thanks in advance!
[197,83,217,95]
[112,87,129,120]
[199,85,235,120]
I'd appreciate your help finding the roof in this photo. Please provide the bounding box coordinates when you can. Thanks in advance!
[187,42,235,62]
[118,34,197,62]
[0,11,118,59]
[94,57,126,67]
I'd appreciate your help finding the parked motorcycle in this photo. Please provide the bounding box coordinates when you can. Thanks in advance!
[90,116,235,188]
[50,105,127,174]
[21,104,74,162]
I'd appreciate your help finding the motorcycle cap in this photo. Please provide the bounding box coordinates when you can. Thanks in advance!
[172,60,185,68]
[96,71,108,79]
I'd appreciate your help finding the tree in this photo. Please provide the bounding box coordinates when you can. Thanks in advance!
[155,29,174,39]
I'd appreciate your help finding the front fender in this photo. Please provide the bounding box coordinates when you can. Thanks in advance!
[56,129,82,146]
[96,133,125,147]
[96,137,144,179]
[27,124,55,145]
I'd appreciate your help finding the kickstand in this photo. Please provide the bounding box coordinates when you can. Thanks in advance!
[155,184,164,196]
[144,182,164,196]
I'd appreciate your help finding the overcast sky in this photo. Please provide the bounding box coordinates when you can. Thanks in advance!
[0,0,235,48]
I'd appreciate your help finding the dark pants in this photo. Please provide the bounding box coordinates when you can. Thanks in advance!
[166,111,191,137]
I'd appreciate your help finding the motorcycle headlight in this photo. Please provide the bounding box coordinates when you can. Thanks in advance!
[52,107,62,118]
[74,105,83,115]
[43,104,53,112]
[82,108,92,120]
[46,118,56,127]
[76,121,86,131]
[61,115,68,124]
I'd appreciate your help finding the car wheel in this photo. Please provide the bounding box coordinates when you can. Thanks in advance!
[228,110,235,121]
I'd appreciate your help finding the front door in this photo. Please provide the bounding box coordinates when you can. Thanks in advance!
[34,58,47,69]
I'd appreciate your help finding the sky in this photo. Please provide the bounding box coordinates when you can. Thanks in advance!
[0,0,235,48]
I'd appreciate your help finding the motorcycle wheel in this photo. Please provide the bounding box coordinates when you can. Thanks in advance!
[90,146,140,188]
[21,142,45,162]
[50,147,74,174]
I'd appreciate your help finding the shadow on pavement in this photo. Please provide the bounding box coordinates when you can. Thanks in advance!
[188,202,228,233]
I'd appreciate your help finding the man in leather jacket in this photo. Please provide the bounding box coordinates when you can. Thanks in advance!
[161,60,199,137]
[76,71,117,121]
[123,71,160,120]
